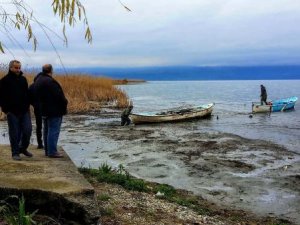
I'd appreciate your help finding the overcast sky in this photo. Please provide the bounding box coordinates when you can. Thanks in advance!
[1,0,300,68]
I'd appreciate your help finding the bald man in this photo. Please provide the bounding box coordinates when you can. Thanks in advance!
[0,60,33,160]
[34,64,68,158]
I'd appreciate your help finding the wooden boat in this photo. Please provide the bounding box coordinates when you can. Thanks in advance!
[130,103,214,124]
[252,96,298,113]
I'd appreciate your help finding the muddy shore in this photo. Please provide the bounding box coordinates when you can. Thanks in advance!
[1,109,299,224]
[53,109,300,225]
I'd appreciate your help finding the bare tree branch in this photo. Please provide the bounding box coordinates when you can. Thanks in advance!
[0,0,92,53]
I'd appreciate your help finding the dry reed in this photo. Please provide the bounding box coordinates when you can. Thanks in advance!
[0,67,129,114]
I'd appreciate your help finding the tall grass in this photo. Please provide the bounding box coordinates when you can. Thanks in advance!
[0,195,38,225]
[53,74,129,113]
[0,67,129,114]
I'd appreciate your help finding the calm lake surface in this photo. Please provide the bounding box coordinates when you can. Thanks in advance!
[119,80,300,153]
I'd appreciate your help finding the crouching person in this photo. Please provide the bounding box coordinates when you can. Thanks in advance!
[121,105,133,126]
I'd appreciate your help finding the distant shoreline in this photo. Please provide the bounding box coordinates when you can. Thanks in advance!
[54,65,300,81]
[113,79,146,85]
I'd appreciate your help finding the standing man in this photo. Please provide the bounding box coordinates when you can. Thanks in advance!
[0,60,33,160]
[260,84,267,105]
[34,64,68,158]
[29,73,44,149]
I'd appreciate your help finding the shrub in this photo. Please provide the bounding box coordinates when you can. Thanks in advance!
[81,164,149,192]
[154,184,176,198]
[97,194,111,202]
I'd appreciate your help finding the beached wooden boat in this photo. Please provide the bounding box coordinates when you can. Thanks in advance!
[130,103,214,124]
[252,96,298,113]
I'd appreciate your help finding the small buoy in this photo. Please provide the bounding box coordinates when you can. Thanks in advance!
[249,114,253,118]
[216,115,219,120]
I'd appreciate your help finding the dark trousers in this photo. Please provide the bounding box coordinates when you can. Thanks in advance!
[121,116,131,126]
[7,111,32,156]
[34,108,43,147]
[261,95,267,105]
[43,116,62,156]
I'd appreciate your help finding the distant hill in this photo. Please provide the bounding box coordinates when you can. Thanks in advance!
[60,65,300,81]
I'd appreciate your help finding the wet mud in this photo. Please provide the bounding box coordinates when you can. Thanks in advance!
[28,112,300,224]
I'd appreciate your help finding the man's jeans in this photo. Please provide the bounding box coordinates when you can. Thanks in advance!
[7,111,32,156]
[34,107,43,147]
[43,116,62,156]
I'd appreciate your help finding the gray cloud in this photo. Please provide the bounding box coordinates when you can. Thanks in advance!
[1,0,300,67]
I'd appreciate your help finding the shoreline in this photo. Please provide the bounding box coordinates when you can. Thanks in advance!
[0,110,299,224]
[58,111,300,224]
[83,167,292,225]
[0,141,293,225]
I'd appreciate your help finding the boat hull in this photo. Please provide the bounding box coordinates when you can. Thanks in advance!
[252,96,298,113]
[130,103,214,124]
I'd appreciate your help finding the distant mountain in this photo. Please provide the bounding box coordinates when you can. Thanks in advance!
[59,65,300,80]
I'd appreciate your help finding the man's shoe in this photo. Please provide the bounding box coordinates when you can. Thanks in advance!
[21,150,33,157]
[12,155,21,161]
[48,152,63,158]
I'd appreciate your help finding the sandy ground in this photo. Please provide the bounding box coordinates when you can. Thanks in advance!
[1,110,299,224]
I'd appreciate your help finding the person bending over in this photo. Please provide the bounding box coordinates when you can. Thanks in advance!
[121,105,133,126]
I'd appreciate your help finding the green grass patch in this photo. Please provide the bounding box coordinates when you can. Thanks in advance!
[100,207,114,216]
[97,194,111,202]
[79,163,149,192]
[0,195,38,225]
[153,184,176,198]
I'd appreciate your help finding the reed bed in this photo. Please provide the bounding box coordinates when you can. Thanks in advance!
[54,75,129,113]
[0,68,129,114]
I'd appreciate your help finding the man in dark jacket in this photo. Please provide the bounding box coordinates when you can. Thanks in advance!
[0,60,33,160]
[29,73,43,149]
[260,84,267,105]
[34,64,68,158]
[121,105,133,126]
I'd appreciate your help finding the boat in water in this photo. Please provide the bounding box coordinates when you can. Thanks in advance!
[252,96,298,113]
[130,103,214,124]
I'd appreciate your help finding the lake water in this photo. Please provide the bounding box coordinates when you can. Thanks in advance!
[119,80,300,153]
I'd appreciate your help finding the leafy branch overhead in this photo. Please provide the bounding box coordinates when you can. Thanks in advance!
[0,0,92,54]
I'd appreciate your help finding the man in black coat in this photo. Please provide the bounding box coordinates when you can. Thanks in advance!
[260,84,267,105]
[34,64,68,158]
[0,60,33,160]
